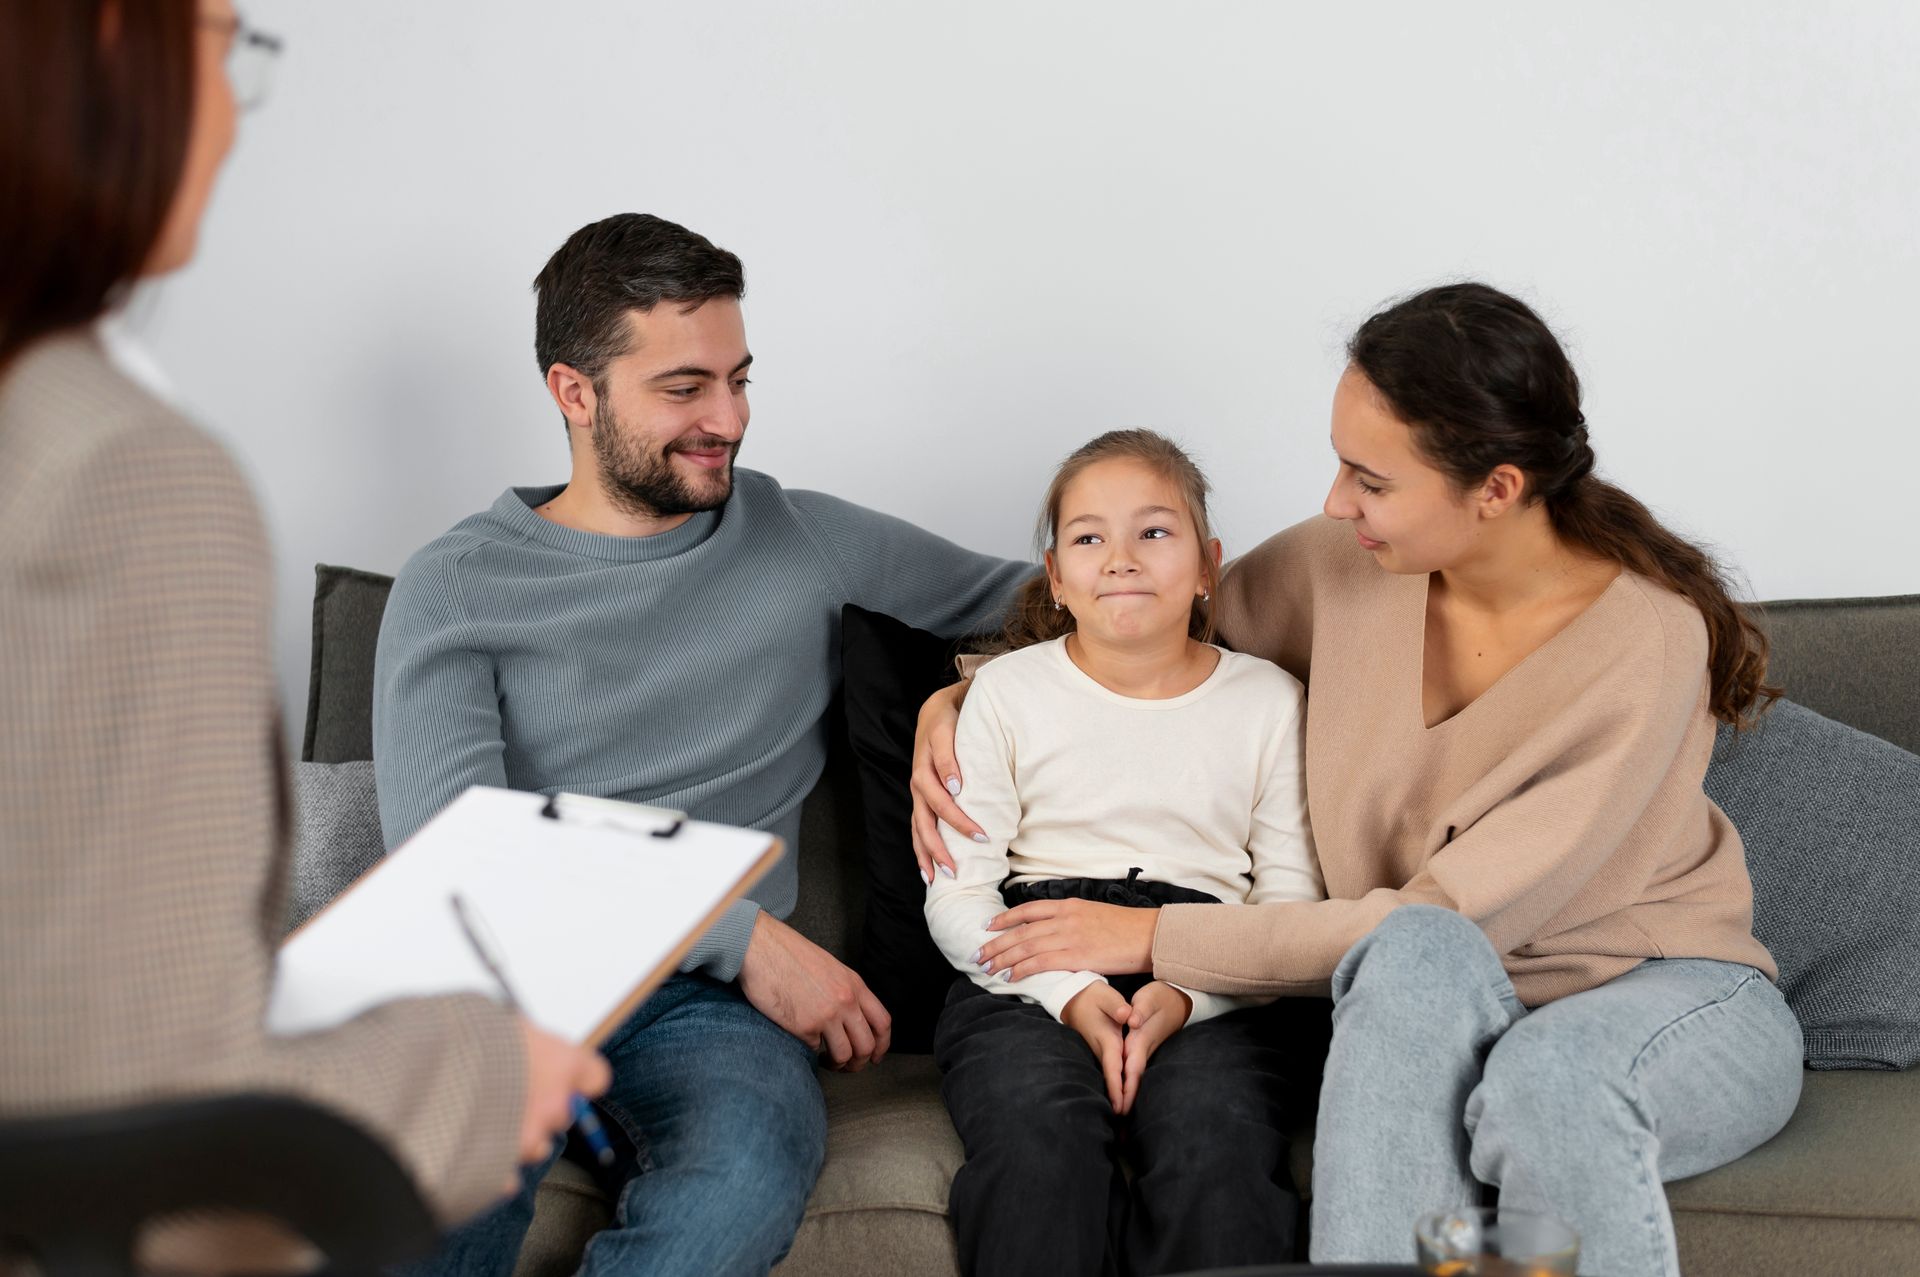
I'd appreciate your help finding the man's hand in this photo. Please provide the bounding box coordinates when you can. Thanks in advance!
[1060,982,1133,1111]
[1119,981,1191,1115]
[739,912,892,1071]
[513,1020,611,1193]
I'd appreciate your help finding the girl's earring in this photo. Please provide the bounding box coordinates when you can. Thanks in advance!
[1201,591,1211,601]
[1053,598,1063,611]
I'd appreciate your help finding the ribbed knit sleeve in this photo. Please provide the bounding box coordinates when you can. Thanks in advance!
[372,547,509,851]
[674,897,760,982]
[787,490,1034,638]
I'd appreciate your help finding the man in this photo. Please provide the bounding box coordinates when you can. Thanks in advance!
[374,213,1030,1276]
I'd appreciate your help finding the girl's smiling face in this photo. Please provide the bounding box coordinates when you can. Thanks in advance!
[1045,457,1217,647]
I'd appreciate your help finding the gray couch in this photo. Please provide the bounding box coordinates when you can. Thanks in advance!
[298,570,1919,1276]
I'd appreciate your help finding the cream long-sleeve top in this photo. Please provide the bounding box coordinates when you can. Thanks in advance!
[926,636,1324,1023]
[1152,515,1777,1007]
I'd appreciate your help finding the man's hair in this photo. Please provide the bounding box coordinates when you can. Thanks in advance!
[532,213,745,396]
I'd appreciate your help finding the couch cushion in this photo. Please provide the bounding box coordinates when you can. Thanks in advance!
[1757,594,1920,755]
[303,565,394,764]
[1704,700,1920,1069]
[1668,1069,1920,1271]
[779,1060,964,1276]
[516,1161,608,1277]
[840,605,975,1054]
[286,759,385,933]
[809,1059,964,1219]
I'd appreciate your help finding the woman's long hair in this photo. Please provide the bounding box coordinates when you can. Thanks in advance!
[1348,282,1777,728]
[991,429,1221,654]
[0,0,196,372]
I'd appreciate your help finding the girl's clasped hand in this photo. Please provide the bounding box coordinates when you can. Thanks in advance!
[1058,977,1191,1114]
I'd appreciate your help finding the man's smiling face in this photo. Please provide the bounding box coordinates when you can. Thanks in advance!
[589,298,753,519]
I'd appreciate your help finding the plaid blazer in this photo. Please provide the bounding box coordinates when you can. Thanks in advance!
[0,332,522,1226]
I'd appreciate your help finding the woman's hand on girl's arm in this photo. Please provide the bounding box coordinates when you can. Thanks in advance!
[910,681,979,883]
[1119,982,1191,1115]
[1060,982,1133,1111]
[979,899,1159,980]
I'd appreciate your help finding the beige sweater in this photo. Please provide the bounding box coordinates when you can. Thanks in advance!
[1152,515,1775,1006]
[0,333,524,1225]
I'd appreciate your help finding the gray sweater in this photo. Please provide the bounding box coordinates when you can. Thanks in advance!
[373,469,1030,979]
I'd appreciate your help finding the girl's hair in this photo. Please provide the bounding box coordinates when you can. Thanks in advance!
[992,429,1220,654]
[0,0,196,372]
[1348,282,1778,728]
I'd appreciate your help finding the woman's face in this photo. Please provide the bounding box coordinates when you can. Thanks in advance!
[1322,365,1485,576]
[143,0,240,275]
[1045,457,1215,648]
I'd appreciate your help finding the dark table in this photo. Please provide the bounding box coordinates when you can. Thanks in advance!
[1175,1267,1423,1276]
[1173,1267,1594,1277]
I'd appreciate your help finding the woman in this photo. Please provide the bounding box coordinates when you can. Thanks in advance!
[910,284,1803,1277]
[0,0,605,1249]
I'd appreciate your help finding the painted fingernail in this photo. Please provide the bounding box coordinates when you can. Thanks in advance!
[969,947,982,964]
[945,777,962,796]
[939,863,956,878]
[971,832,989,844]
[921,869,932,886]
[979,960,993,973]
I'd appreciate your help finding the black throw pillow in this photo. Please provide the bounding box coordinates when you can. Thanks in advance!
[840,604,980,1053]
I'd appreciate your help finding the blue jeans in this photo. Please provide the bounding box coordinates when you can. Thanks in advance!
[1310,906,1803,1277]
[396,973,827,1277]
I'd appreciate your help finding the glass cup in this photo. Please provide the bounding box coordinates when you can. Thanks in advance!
[1414,1207,1579,1276]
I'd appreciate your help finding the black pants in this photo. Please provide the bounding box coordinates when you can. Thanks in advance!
[933,877,1331,1277]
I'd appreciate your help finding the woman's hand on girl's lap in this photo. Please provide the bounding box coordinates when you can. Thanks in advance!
[910,681,977,882]
[1061,983,1133,1111]
[1119,982,1191,1115]
[979,899,1159,980]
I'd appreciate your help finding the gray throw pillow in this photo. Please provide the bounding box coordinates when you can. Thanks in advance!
[1705,700,1920,1070]
[302,564,394,765]
[287,759,385,933]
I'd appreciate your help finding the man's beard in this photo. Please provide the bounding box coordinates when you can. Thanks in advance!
[591,398,739,519]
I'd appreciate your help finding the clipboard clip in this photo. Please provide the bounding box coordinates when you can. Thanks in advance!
[539,792,686,839]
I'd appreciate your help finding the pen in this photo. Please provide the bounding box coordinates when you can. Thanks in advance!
[450,892,616,1169]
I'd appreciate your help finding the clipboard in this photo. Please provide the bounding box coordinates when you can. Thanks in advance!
[266,786,782,1046]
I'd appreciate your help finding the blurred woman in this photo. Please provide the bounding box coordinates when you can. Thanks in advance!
[0,0,607,1256]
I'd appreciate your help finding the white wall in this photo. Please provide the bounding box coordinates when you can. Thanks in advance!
[133,1,1920,734]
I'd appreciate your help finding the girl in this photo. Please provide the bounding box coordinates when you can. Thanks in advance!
[924,429,1326,1277]
[913,285,1802,1277]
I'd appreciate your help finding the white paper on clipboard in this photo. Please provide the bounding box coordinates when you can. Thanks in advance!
[266,786,779,1044]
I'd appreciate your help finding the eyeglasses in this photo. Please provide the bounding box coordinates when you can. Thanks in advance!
[200,11,284,111]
